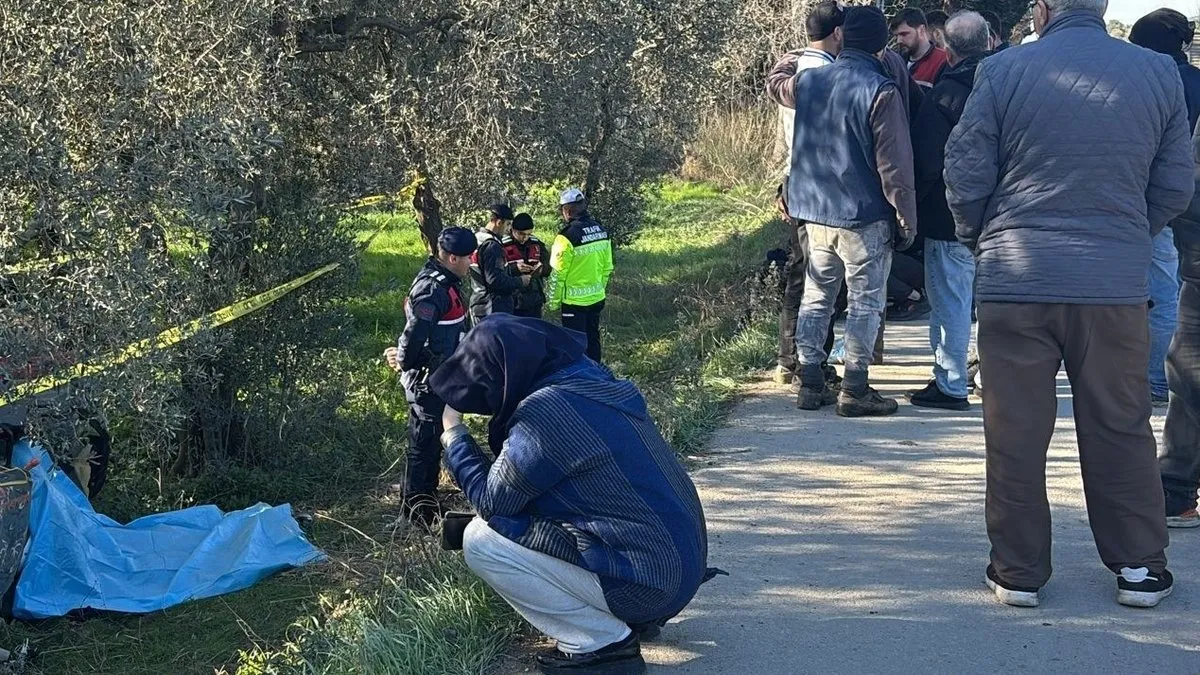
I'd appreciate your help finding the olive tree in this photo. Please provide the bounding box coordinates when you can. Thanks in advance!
[1,0,740,486]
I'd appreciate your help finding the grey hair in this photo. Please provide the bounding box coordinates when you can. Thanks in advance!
[944,11,991,60]
[1044,0,1107,14]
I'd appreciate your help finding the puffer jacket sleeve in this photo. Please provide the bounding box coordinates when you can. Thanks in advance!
[944,59,1000,252]
[1146,66,1195,235]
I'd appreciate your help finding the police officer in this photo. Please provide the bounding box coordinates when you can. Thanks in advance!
[385,227,476,526]
[503,213,551,318]
[470,203,530,322]
[547,188,614,362]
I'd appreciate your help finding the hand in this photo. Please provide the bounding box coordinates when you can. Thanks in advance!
[516,262,534,274]
[384,346,401,373]
[894,226,916,252]
[442,406,464,430]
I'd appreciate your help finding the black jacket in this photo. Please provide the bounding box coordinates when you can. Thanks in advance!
[1174,53,1200,137]
[1173,55,1200,284]
[469,230,523,319]
[399,258,468,373]
[502,235,550,312]
[912,54,982,241]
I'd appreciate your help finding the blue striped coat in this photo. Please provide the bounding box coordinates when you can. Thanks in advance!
[441,360,707,622]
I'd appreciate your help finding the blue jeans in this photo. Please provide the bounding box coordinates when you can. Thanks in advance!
[924,239,976,398]
[796,221,891,393]
[1148,229,1180,399]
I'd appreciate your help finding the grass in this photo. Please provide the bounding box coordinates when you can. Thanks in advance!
[0,180,783,675]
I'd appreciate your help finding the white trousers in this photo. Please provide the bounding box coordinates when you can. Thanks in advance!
[462,518,632,654]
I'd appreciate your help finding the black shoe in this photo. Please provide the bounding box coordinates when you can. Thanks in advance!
[1117,567,1173,608]
[402,494,439,529]
[836,387,898,417]
[985,564,1040,607]
[628,621,662,642]
[536,633,646,674]
[887,297,931,322]
[823,366,843,389]
[797,385,838,410]
[907,380,969,411]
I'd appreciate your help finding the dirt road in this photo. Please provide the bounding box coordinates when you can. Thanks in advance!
[643,322,1200,674]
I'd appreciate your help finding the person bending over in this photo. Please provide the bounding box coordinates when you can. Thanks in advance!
[429,315,708,674]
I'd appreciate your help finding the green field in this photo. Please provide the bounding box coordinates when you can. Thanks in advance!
[0,181,783,675]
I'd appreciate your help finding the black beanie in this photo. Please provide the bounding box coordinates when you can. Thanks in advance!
[843,6,890,54]
[1130,8,1194,57]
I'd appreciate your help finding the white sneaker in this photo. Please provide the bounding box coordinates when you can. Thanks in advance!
[985,565,1040,607]
[1117,567,1173,608]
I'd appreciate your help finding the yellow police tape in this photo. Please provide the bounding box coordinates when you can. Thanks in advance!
[0,262,343,406]
[0,176,428,404]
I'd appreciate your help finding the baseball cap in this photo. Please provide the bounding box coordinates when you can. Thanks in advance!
[559,187,585,206]
[438,226,477,256]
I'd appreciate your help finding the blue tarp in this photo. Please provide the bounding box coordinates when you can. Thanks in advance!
[11,439,326,619]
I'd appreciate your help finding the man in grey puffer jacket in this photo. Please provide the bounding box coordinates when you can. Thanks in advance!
[945,0,1194,610]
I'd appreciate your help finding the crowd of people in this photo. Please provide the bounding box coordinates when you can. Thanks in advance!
[770,0,1200,613]
[370,1,1200,672]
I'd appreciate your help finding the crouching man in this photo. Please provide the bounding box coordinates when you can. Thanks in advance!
[429,314,708,674]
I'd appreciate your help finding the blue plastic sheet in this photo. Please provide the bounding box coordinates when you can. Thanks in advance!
[11,439,326,619]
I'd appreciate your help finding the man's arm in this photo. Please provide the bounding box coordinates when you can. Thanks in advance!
[1147,68,1195,235]
[871,85,918,240]
[911,90,954,203]
[945,60,1001,251]
[398,287,447,371]
[765,50,804,109]
[535,241,552,278]
[440,421,566,518]
[481,240,525,294]
[545,234,574,312]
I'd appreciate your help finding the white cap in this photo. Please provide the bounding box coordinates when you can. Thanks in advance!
[559,187,585,206]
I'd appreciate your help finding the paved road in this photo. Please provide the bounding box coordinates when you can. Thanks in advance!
[643,322,1200,674]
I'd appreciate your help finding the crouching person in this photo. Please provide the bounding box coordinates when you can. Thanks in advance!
[429,314,708,674]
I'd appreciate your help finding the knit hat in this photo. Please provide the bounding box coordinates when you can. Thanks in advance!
[512,213,535,231]
[843,6,890,54]
[1130,8,1194,57]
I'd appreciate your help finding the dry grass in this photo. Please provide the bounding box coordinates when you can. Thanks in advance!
[681,104,779,192]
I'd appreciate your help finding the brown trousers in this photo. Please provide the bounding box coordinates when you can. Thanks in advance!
[978,302,1168,588]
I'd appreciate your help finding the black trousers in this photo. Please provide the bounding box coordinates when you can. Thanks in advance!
[778,221,835,373]
[514,307,544,319]
[887,250,925,304]
[402,373,444,500]
[1161,280,1200,512]
[562,301,604,362]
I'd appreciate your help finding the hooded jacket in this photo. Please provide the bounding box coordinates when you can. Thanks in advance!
[432,315,707,623]
[912,53,982,241]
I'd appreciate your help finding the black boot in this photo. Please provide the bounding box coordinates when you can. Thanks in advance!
[836,387,898,417]
[402,494,439,529]
[536,632,646,674]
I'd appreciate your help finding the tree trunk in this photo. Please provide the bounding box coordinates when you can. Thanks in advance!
[583,98,615,199]
[412,180,444,256]
[178,181,262,472]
